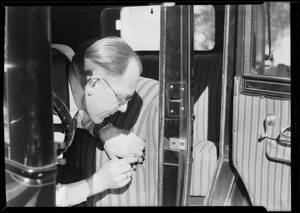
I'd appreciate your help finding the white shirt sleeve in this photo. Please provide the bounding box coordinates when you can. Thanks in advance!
[56,180,89,207]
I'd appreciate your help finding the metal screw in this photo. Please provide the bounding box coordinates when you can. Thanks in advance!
[170,110,174,114]
[170,85,173,89]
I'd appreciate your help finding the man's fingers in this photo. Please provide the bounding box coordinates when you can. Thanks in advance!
[115,156,138,166]
[122,171,132,179]
[129,149,143,158]
[105,150,119,161]
[132,164,137,171]
[110,155,118,160]
[125,156,139,164]
[118,164,132,173]
[128,133,145,146]
[137,157,144,164]
[118,177,132,188]
[133,143,145,151]
[128,153,144,162]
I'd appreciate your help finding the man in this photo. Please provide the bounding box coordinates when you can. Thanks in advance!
[54,36,145,206]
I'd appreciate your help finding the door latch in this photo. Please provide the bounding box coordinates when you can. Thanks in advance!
[168,83,185,117]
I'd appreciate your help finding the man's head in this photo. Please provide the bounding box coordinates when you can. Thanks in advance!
[68,36,142,123]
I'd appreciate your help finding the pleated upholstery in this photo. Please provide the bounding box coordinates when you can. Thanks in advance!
[140,54,160,81]
[189,53,222,196]
[92,77,160,206]
[232,89,291,211]
[193,54,222,143]
[189,140,218,196]
[140,53,222,197]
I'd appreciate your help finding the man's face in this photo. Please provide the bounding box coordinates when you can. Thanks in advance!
[84,58,140,124]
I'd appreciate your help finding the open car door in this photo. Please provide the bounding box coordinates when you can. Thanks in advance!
[231,4,291,211]
[4,6,56,206]
[158,5,194,206]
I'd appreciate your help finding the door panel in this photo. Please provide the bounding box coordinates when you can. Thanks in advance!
[232,76,291,211]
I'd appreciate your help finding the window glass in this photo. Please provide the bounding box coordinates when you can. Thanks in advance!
[120,6,161,51]
[194,5,215,50]
[251,2,290,78]
[264,2,290,78]
[250,5,265,75]
[119,5,215,51]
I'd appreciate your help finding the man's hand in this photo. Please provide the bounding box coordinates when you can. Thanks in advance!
[86,156,138,196]
[98,125,145,163]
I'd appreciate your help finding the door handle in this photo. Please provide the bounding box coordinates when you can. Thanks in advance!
[259,113,276,141]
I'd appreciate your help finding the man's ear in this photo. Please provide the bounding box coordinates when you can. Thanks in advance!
[86,76,101,95]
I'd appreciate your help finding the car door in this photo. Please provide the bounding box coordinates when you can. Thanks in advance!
[158,5,194,206]
[232,3,291,211]
[4,6,56,207]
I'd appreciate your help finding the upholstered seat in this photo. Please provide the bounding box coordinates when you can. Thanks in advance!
[189,53,222,196]
[140,53,222,197]
[190,140,218,196]
[93,77,160,206]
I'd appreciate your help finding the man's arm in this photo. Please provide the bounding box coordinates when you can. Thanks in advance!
[56,156,138,206]
[76,111,145,161]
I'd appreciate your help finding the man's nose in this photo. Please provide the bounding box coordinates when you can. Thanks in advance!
[118,103,128,113]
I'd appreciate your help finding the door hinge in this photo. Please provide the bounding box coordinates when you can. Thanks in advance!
[169,137,187,150]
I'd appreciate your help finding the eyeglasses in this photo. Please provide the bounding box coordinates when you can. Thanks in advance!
[101,78,131,107]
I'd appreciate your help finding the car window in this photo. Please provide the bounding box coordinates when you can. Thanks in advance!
[194,5,215,50]
[251,2,290,78]
[119,5,215,51]
[120,6,161,51]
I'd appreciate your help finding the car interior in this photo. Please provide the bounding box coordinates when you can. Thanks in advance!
[50,5,225,206]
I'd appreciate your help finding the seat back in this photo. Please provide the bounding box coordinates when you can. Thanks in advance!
[138,53,223,197]
[193,53,223,143]
[140,53,223,144]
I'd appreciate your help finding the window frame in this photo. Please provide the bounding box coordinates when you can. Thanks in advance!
[240,4,291,100]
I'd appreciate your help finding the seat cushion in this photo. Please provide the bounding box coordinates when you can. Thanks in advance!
[193,53,222,143]
[190,140,218,196]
